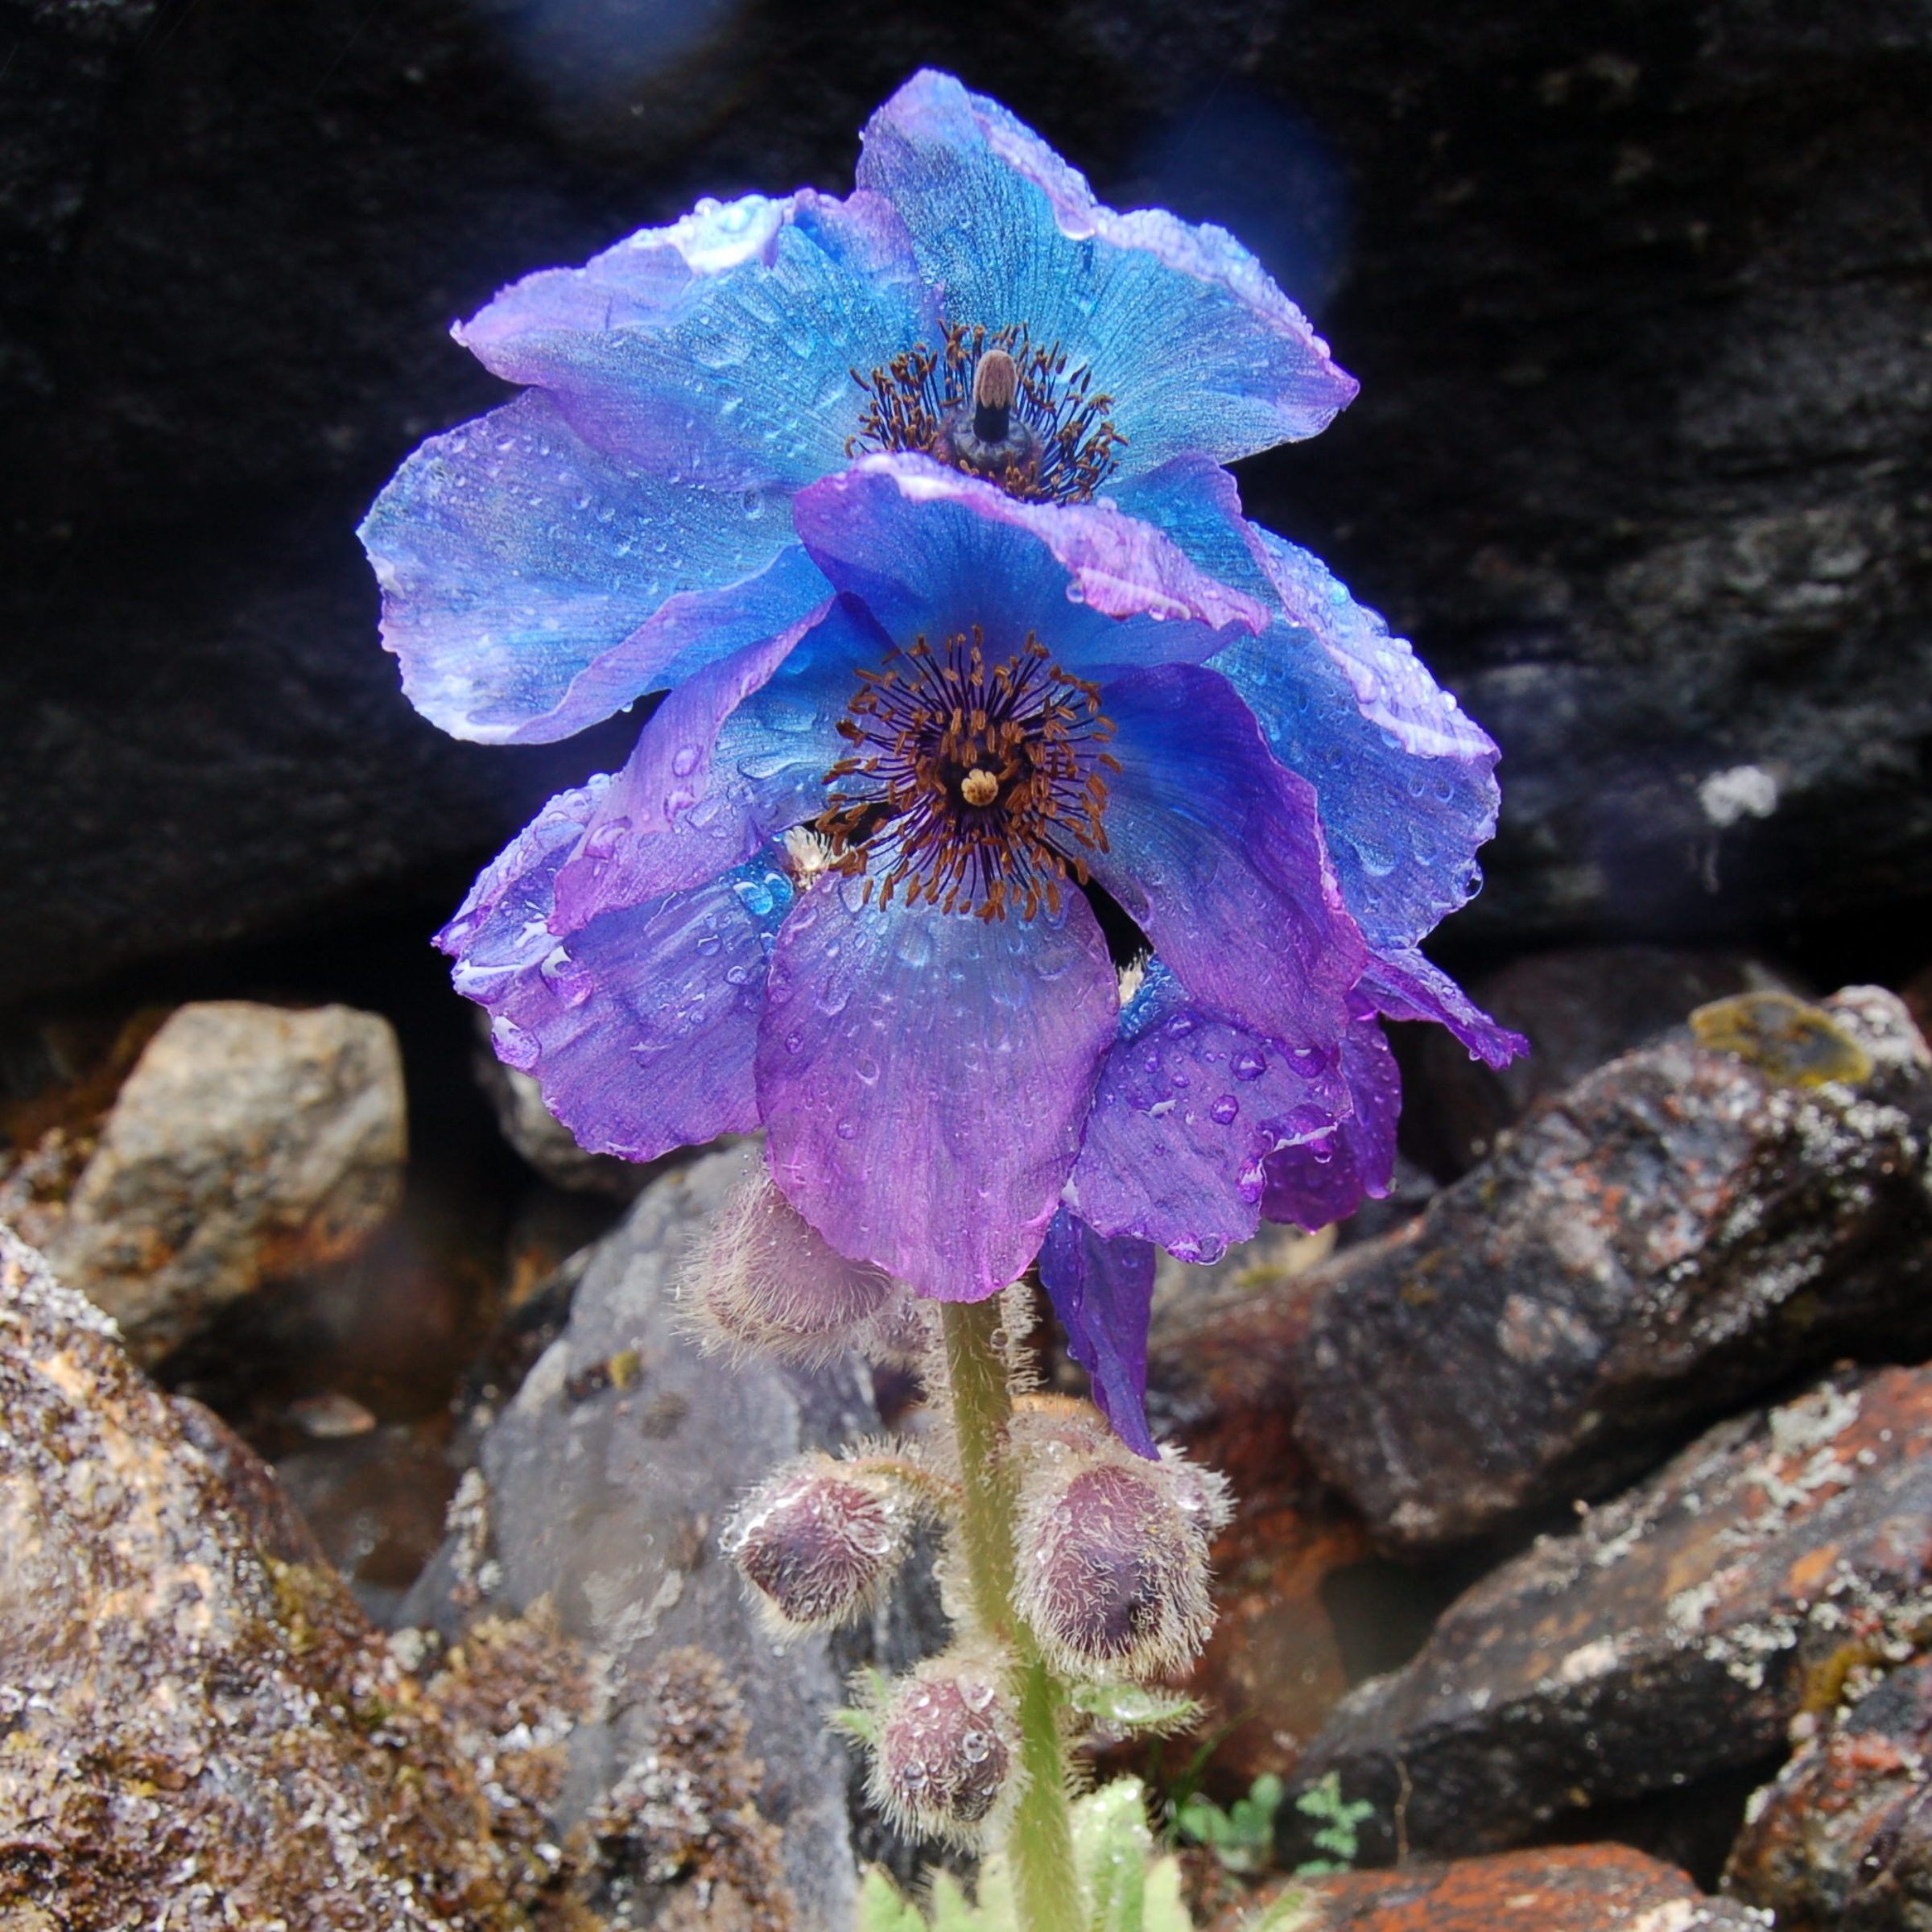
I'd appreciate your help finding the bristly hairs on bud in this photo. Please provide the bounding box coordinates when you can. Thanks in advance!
[682,1152,914,1366]
[1009,1401,1231,1683]
[722,1449,921,1641]
[865,1646,1025,1850]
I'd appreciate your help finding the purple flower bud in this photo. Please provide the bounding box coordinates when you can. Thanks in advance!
[869,1655,1019,1847]
[723,1456,906,1634]
[691,1161,905,1364]
[1014,1448,1227,1682]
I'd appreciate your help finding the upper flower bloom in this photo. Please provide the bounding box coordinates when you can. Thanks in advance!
[357,69,1356,747]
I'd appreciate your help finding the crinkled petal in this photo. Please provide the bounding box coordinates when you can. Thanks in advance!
[1361,947,1527,1070]
[1038,1210,1158,1459]
[1067,962,1351,1264]
[549,592,890,930]
[757,877,1118,1300]
[1088,663,1366,1057]
[456,188,932,491]
[438,782,791,1159]
[359,390,830,742]
[857,71,1356,472]
[792,456,1268,663]
[1261,1010,1402,1232]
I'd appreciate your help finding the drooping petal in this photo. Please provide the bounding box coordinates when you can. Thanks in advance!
[438,780,792,1160]
[456,188,933,492]
[1361,947,1526,1070]
[1067,963,1349,1264]
[791,456,1268,665]
[1261,1011,1402,1232]
[857,71,1357,473]
[1037,1210,1158,1459]
[757,877,1118,1300]
[1088,663,1366,1057]
[548,592,891,930]
[359,390,832,742]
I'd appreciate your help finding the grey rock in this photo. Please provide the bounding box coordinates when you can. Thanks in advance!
[401,1140,886,1932]
[1292,985,1932,1554]
[44,1001,407,1364]
[1287,1361,1932,1867]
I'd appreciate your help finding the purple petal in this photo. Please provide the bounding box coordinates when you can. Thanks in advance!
[1088,663,1367,1057]
[791,455,1269,660]
[1261,1012,1402,1232]
[359,389,831,743]
[857,72,1357,473]
[757,877,1118,1301]
[439,782,791,1161]
[456,188,932,491]
[1067,964,1351,1263]
[548,592,890,931]
[1360,947,1528,1070]
[1038,1210,1158,1459]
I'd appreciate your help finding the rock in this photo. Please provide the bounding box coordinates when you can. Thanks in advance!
[1292,985,1932,1555]
[1212,1844,1769,1931]
[0,1222,585,1926]
[1286,1361,1932,1865]
[1402,945,1799,1179]
[400,1140,891,1932]
[43,1001,407,1364]
[1724,1653,1932,1930]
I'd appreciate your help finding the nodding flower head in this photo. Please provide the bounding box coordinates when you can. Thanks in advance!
[1012,1418,1230,1682]
[723,1453,910,1637]
[869,1652,1021,1847]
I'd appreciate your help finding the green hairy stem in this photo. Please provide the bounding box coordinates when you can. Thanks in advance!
[939,1298,1084,1932]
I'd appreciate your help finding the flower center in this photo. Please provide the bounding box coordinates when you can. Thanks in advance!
[815,630,1119,922]
[848,321,1126,504]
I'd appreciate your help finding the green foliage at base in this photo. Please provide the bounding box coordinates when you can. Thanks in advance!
[1289,1772,1375,1876]
[1173,1773,1282,1875]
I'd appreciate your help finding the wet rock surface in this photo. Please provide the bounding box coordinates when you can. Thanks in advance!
[40,1000,407,1364]
[1287,1361,1932,1865]
[1724,1652,1932,1930]
[1293,985,1932,1554]
[1215,1844,1769,1931]
[0,1223,584,1927]
[402,1141,892,1932]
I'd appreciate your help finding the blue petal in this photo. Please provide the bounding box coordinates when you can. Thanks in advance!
[1038,1210,1158,1459]
[1088,663,1367,1058]
[857,72,1357,474]
[1261,1009,1403,1232]
[456,188,934,492]
[757,876,1119,1301]
[1361,947,1527,1070]
[360,390,831,741]
[1067,963,1351,1263]
[438,781,791,1159]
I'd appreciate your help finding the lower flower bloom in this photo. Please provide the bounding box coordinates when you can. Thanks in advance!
[439,455,1518,1451]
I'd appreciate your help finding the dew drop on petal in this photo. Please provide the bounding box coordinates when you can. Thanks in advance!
[1211,1095,1240,1125]
[1231,1048,1267,1082]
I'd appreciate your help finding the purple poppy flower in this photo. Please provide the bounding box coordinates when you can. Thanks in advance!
[357,68,1356,747]
[433,454,1518,1453]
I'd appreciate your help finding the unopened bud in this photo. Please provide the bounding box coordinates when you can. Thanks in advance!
[869,1654,1019,1847]
[691,1161,905,1364]
[723,1455,906,1635]
[1014,1447,1227,1682]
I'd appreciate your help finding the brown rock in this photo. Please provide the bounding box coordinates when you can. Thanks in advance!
[1287,1363,1932,1864]
[0,1223,584,1927]
[1292,985,1932,1554]
[1213,1844,1768,1931]
[1725,1653,1932,1929]
[44,1000,407,1362]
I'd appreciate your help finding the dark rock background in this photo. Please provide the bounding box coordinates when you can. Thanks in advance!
[3,0,1929,1001]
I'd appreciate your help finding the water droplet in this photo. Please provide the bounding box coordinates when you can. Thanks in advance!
[671,745,702,777]
[836,1118,858,1141]
[695,931,722,957]
[491,1015,539,1071]
[1211,1094,1240,1125]
[1232,1048,1267,1081]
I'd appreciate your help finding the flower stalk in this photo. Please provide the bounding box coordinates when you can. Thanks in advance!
[940,1298,1084,1932]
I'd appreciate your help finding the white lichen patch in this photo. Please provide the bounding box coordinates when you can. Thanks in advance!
[1698,764,1781,828]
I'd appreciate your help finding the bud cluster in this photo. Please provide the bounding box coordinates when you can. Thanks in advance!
[869,1651,1021,1847]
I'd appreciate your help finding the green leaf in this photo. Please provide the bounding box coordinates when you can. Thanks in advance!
[1071,1682,1204,1736]
[860,1868,928,1932]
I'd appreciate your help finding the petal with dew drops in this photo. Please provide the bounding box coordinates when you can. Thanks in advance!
[757,877,1117,1302]
[1038,1210,1158,1459]
[857,71,1356,475]
[1360,946,1526,1070]
[1261,1009,1402,1232]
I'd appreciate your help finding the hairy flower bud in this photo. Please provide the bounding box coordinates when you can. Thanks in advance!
[723,1455,906,1635]
[690,1159,906,1364]
[1013,1438,1229,1682]
[869,1654,1020,1847]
